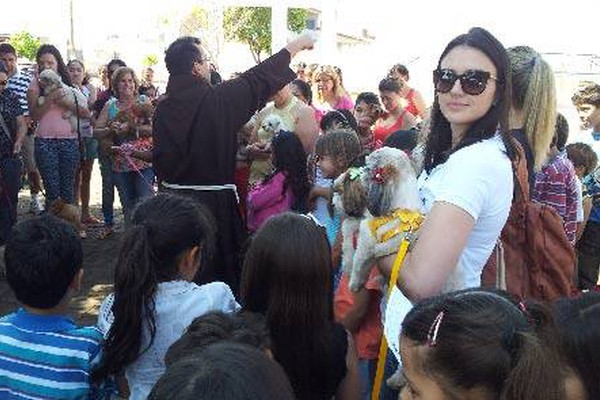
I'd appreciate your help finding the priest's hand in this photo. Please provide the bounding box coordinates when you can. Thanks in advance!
[285,31,317,58]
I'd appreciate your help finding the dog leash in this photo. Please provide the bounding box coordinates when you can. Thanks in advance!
[122,152,156,194]
[371,233,413,400]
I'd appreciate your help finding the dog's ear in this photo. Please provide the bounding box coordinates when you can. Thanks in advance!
[342,171,367,218]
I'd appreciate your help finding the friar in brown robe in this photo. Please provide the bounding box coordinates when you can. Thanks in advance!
[153,35,316,292]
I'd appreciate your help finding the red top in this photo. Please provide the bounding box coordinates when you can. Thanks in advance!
[372,110,408,147]
[405,88,420,117]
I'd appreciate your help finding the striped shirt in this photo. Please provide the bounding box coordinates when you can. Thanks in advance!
[0,309,103,399]
[533,151,579,244]
[6,70,32,116]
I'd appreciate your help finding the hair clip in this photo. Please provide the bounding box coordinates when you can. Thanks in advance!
[518,301,527,314]
[426,311,444,347]
[348,167,363,181]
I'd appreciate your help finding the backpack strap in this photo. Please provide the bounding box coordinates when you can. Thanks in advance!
[510,139,530,203]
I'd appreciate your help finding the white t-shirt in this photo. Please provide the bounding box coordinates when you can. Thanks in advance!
[417,135,513,292]
[98,281,240,400]
[575,176,584,223]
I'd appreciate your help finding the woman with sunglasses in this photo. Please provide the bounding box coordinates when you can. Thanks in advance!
[378,27,516,300]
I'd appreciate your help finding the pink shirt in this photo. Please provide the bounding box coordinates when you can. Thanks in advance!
[30,79,76,139]
[247,171,294,232]
[334,95,354,111]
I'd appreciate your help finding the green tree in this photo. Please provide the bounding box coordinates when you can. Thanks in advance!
[8,31,42,61]
[224,7,308,63]
[180,6,209,37]
[142,54,159,67]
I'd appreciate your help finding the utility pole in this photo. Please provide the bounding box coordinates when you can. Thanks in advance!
[67,0,76,59]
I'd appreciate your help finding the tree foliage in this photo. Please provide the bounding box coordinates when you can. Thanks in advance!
[179,6,209,37]
[142,54,158,67]
[8,31,42,61]
[224,7,308,63]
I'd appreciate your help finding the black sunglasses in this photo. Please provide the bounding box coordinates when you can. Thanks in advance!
[433,68,498,96]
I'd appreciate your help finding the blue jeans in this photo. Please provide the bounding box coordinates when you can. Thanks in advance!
[113,168,154,222]
[379,348,400,400]
[34,138,79,206]
[0,157,23,245]
[358,359,377,400]
[99,155,114,226]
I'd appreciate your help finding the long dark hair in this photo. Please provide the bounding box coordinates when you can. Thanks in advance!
[268,131,310,212]
[423,27,515,173]
[240,213,336,399]
[553,293,600,399]
[93,194,216,381]
[36,44,72,87]
[402,288,565,400]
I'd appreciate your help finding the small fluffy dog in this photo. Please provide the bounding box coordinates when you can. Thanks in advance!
[348,147,424,292]
[260,114,284,136]
[37,69,88,133]
[50,199,84,234]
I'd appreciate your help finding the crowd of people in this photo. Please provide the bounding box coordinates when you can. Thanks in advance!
[0,26,599,400]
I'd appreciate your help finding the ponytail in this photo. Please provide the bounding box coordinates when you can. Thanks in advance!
[93,225,162,381]
[502,303,564,400]
[509,46,556,171]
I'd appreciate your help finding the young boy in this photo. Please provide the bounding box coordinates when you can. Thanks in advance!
[0,215,103,399]
[571,81,600,290]
[532,113,579,244]
[565,142,598,241]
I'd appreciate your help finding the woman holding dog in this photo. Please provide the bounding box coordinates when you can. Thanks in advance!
[378,27,515,300]
[94,66,154,224]
[27,45,91,210]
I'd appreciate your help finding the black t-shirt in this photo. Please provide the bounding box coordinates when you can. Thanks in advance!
[0,89,24,160]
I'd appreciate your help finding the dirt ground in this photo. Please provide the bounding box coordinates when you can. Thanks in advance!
[0,164,123,325]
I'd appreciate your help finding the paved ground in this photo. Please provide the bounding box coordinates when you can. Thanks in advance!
[0,164,123,325]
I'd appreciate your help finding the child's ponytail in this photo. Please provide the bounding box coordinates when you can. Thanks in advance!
[93,225,160,381]
[502,303,564,400]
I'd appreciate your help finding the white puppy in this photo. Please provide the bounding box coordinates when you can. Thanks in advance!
[260,113,284,136]
[349,147,423,292]
[37,69,88,134]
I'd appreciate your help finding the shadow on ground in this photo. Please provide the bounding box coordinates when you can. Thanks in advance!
[0,193,124,326]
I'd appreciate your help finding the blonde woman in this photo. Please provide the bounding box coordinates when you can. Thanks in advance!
[508,46,557,189]
[94,67,154,222]
[313,65,353,112]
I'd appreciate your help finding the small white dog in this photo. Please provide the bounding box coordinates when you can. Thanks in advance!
[37,69,88,133]
[349,147,424,292]
[260,113,284,136]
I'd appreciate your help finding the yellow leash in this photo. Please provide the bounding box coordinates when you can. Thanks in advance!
[371,237,411,400]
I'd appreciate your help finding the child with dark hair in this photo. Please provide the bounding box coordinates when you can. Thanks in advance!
[149,342,296,400]
[566,142,598,241]
[553,292,600,400]
[247,131,310,232]
[94,194,239,399]
[401,288,566,400]
[165,311,271,367]
[240,213,361,400]
[571,81,600,290]
[353,92,383,152]
[532,113,579,244]
[382,129,419,154]
[0,215,104,399]
[320,109,359,133]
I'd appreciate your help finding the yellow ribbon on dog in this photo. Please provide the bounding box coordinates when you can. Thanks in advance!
[368,209,424,243]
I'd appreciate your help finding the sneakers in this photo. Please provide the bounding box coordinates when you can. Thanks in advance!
[29,194,44,214]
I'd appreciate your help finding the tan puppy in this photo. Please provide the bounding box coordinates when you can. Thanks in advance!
[50,199,84,234]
